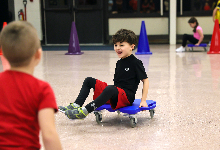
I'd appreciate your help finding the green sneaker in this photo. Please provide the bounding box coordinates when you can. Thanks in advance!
[58,103,77,113]
[65,107,87,119]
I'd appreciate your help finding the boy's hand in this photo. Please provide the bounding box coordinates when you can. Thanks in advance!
[139,100,148,108]
[195,43,200,46]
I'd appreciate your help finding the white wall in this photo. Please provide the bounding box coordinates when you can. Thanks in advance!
[177,17,213,35]
[14,0,42,40]
[109,18,169,35]
[109,16,213,37]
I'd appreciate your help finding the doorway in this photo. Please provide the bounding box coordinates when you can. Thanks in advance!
[43,0,103,45]
[0,0,9,30]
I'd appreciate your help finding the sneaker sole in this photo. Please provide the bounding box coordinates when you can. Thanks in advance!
[67,117,85,120]
[65,114,85,120]
[65,112,86,120]
[58,109,66,113]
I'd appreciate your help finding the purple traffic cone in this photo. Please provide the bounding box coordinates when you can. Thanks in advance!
[65,22,84,55]
[135,21,152,55]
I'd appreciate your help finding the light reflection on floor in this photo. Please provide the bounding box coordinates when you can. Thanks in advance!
[1,45,219,150]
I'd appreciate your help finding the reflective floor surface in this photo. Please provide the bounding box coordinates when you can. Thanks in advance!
[1,45,220,150]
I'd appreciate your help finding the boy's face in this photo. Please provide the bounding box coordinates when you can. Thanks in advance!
[114,42,135,59]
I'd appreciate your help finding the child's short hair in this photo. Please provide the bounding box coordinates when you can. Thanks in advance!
[112,29,138,46]
[0,21,40,67]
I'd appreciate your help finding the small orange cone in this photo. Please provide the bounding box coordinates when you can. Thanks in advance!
[207,19,220,54]
[0,22,7,55]
[3,22,7,28]
[0,47,2,56]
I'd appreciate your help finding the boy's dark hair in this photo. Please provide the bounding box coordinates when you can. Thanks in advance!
[0,21,40,67]
[188,17,199,33]
[112,29,138,47]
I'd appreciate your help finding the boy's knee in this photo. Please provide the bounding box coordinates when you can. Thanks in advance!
[83,77,93,86]
[83,77,96,88]
[84,77,93,83]
[104,85,117,93]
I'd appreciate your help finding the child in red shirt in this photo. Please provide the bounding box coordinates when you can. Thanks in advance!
[129,0,138,11]
[0,21,62,150]
[204,2,211,10]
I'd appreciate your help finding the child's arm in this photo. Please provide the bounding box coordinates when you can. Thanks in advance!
[139,78,149,108]
[213,7,217,22]
[38,108,62,150]
[195,29,204,46]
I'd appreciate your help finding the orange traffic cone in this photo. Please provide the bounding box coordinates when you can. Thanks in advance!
[0,47,2,56]
[207,19,220,54]
[3,22,7,28]
[0,22,7,55]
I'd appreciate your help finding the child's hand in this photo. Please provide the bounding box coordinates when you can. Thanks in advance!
[195,43,200,46]
[139,100,148,108]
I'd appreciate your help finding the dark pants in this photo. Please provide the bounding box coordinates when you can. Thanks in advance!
[74,77,118,113]
[182,34,199,47]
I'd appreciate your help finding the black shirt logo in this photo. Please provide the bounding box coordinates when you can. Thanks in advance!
[125,68,129,71]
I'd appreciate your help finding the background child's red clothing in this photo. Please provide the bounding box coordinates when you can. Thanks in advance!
[204,5,210,11]
[0,70,58,149]
[129,0,138,11]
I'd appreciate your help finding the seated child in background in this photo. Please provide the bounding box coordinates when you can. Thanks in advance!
[0,21,62,150]
[148,0,155,12]
[204,2,211,10]
[142,0,155,13]
[129,0,138,11]
[116,0,123,12]
[142,0,150,13]
[59,29,149,120]
[176,17,204,52]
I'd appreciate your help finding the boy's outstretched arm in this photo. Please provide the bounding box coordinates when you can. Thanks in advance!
[139,78,149,108]
[38,108,62,150]
[195,29,204,45]
[213,8,217,22]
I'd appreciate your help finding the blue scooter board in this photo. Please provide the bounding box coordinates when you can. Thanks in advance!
[94,99,156,128]
[187,43,207,51]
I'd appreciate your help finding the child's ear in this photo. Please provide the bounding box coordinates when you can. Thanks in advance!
[131,44,135,50]
[35,48,42,60]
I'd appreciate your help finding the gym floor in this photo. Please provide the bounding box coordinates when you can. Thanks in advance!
[1,45,219,150]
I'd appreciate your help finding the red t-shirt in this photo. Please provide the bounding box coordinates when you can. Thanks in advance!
[0,70,58,150]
